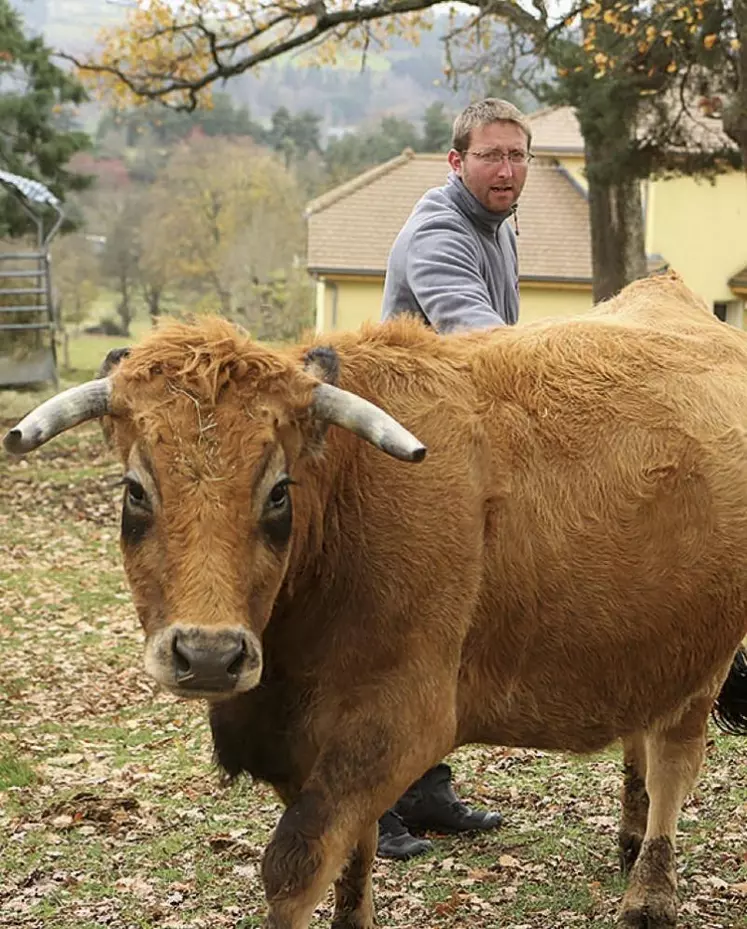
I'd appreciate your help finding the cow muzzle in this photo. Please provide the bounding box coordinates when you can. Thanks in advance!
[144,625,262,698]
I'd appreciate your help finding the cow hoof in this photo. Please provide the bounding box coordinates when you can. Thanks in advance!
[331,918,375,929]
[618,831,643,874]
[617,897,677,929]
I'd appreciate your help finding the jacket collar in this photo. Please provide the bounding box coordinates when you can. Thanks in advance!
[446,171,515,234]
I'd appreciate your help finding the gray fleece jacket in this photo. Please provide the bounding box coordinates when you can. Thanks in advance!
[381,171,519,332]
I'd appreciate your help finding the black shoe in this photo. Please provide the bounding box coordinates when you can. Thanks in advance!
[394,763,503,835]
[376,810,433,860]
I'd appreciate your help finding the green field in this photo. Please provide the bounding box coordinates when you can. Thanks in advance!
[63,321,151,376]
[0,321,150,423]
[0,423,746,928]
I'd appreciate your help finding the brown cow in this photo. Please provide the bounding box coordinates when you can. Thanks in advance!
[4,271,747,929]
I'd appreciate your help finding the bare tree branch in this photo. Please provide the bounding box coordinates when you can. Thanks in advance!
[60,0,469,109]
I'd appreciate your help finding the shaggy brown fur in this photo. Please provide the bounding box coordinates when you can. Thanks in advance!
[32,272,747,928]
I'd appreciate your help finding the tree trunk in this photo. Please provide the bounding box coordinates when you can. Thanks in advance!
[142,283,163,325]
[584,141,648,304]
[117,272,132,336]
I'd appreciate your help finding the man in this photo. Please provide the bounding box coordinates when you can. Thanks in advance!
[382,96,531,331]
[378,98,533,860]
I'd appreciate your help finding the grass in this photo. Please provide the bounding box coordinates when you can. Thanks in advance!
[64,327,149,376]
[0,325,148,422]
[2,302,291,421]
[0,755,38,790]
[0,424,746,929]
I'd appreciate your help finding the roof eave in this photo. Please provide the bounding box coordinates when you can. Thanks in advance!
[728,265,747,293]
[533,146,584,157]
[521,274,592,286]
[307,266,384,277]
[309,267,595,286]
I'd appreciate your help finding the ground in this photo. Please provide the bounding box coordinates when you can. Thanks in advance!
[0,415,746,929]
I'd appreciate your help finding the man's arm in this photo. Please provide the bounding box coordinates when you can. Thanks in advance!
[406,224,506,333]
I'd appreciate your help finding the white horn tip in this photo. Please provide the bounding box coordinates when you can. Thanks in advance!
[2,378,112,455]
[3,428,34,455]
[395,441,427,463]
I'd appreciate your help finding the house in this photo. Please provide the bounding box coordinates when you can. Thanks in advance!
[305,106,746,333]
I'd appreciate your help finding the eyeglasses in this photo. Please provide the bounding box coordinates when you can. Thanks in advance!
[462,149,534,166]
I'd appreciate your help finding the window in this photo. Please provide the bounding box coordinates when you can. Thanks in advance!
[713,301,744,328]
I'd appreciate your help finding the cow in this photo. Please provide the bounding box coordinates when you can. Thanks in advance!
[4,271,747,929]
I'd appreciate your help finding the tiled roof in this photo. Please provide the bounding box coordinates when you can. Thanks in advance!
[306,150,593,282]
[527,107,584,153]
[729,265,747,293]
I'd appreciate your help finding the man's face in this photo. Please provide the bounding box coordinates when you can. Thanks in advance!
[447,120,531,214]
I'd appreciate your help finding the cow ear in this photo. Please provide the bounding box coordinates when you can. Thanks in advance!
[97,348,130,447]
[303,346,339,385]
[98,347,130,379]
[301,346,340,453]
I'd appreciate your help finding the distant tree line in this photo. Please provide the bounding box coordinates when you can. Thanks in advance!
[95,95,458,192]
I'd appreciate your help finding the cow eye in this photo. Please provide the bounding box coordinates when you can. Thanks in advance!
[120,474,152,545]
[124,475,149,510]
[267,476,293,511]
[261,475,295,548]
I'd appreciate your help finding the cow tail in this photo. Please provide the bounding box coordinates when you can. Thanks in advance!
[711,646,747,736]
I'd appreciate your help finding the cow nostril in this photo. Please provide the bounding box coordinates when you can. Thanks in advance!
[226,640,247,678]
[167,630,256,689]
[172,635,191,676]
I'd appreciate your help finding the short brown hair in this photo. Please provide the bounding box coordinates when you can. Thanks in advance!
[451,98,532,152]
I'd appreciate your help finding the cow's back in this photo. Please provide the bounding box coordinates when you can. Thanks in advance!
[457,274,747,753]
[268,274,747,765]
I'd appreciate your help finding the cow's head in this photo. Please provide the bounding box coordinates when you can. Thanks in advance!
[3,318,425,700]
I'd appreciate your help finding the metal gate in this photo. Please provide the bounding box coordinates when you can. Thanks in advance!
[0,170,64,389]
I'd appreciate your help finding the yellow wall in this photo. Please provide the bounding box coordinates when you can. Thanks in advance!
[314,276,593,333]
[317,277,384,331]
[550,155,746,316]
[646,170,747,309]
[556,155,746,315]
[518,284,593,323]
[557,154,587,192]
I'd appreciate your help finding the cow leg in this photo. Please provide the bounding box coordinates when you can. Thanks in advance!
[331,824,377,929]
[260,743,444,928]
[259,786,341,929]
[617,700,709,929]
[618,733,649,874]
[260,789,394,929]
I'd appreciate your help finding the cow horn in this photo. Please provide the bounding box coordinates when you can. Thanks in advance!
[312,383,427,463]
[3,379,113,455]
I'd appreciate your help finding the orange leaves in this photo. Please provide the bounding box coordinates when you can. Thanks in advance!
[593,51,609,77]
[570,0,741,92]
[66,0,744,116]
[78,0,443,107]
[79,1,220,107]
